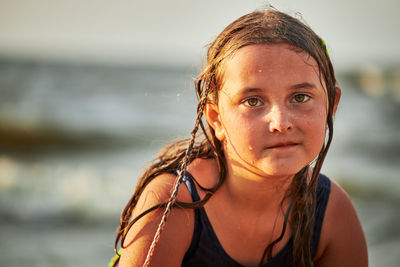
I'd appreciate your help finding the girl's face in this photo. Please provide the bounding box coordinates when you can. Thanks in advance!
[206,43,339,179]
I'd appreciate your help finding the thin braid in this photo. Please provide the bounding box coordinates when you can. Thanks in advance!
[142,86,210,267]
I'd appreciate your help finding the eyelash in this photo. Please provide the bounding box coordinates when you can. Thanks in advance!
[243,97,263,107]
[291,93,311,103]
[243,94,311,107]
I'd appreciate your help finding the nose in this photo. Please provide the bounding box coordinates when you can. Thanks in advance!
[267,104,293,133]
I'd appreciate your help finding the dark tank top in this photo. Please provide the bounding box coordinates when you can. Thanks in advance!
[180,172,331,267]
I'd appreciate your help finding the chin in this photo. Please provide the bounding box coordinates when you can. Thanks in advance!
[258,162,306,178]
[264,170,299,179]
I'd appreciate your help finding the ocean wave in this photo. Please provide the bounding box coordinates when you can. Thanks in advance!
[0,118,187,154]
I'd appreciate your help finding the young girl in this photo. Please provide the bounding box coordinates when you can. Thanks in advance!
[112,9,368,267]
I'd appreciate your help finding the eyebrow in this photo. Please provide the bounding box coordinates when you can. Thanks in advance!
[240,83,317,94]
[241,87,264,94]
[289,82,317,90]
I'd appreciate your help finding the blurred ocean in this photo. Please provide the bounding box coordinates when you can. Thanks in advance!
[0,59,399,267]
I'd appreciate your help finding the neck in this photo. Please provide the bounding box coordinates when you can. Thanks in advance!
[221,162,294,212]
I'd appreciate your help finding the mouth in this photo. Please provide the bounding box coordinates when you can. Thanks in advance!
[266,142,299,149]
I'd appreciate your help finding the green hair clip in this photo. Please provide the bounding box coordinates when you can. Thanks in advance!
[108,248,122,267]
[322,39,330,58]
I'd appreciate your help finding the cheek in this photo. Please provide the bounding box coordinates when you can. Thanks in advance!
[224,114,251,139]
[222,113,259,150]
[303,114,327,151]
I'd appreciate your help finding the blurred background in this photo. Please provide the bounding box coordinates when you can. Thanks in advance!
[0,0,399,266]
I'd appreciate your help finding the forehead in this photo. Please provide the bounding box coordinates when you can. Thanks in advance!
[221,43,324,91]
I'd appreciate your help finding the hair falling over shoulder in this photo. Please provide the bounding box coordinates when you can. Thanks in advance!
[113,7,338,267]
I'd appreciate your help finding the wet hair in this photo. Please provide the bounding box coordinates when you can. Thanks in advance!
[113,8,337,267]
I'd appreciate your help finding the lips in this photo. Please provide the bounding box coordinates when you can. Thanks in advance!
[266,142,299,149]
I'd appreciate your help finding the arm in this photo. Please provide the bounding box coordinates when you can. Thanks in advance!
[314,180,368,267]
[118,173,194,267]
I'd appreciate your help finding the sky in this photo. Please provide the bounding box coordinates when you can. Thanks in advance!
[0,0,399,70]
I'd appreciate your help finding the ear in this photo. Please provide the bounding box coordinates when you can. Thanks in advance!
[204,103,225,141]
[333,86,341,116]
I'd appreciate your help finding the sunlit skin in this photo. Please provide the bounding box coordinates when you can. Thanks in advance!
[195,44,339,263]
[207,43,330,185]
[119,43,368,267]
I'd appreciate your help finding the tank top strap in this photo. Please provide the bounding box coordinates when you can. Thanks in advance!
[180,171,203,262]
[182,171,201,202]
[311,173,331,257]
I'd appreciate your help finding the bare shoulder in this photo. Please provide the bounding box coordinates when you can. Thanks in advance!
[315,179,368,267]
[186,157,220,188]
[119,172,194,267]
[136,172,194,207]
